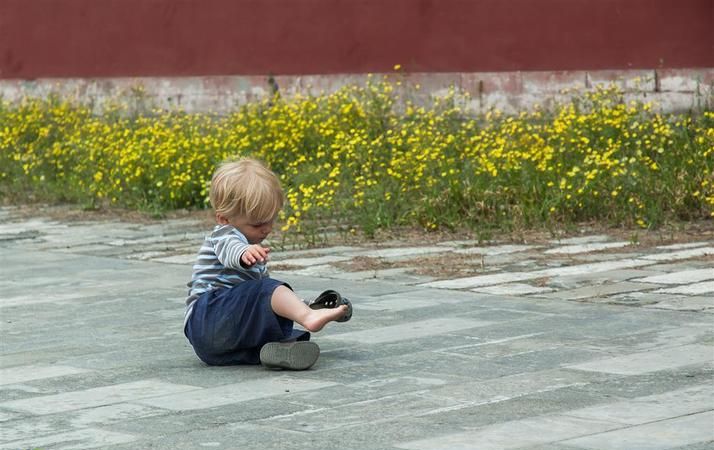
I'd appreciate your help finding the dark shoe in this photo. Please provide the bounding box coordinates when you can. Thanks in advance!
[259,341,320,370]
[309,290,352,322]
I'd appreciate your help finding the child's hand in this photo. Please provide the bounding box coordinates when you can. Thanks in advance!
[241,244,270,267]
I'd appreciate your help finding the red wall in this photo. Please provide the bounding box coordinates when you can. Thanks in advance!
[1,0,712,79]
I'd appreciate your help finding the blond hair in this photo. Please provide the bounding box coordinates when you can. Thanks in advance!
[209,158,284,222]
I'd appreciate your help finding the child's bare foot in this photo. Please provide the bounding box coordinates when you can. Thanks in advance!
[301,305,348,332]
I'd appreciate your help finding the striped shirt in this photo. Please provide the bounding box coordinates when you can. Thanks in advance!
[185,225,269,321]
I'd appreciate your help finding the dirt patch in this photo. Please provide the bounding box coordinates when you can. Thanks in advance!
[333,256,404,272]
[331,220,714,279]
[333,253,493,279]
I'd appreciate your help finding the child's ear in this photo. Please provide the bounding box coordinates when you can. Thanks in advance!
[216,213,229,225]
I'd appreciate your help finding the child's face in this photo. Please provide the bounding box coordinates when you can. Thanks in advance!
[228,216,275,244]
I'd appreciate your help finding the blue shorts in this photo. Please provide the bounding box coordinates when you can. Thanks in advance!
[184,278,310,366]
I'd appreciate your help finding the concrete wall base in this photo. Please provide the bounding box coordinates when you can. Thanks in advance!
[2,69,712,115]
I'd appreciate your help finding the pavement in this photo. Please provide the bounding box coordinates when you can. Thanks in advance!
[0,206,712,450]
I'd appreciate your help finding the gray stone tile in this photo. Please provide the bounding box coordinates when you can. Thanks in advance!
[0,410,23,423]
[356,288,484,312]
[545,241,631,255]
[276,245,363,258]
[640,246,714,261]
[646,260,714,272]
[565,384,713,424]
[108,417,424,450]
[422,271,539,289]
[633,268,714,284]
[0,403,167,443]
[0,379,198,415]
[135,377,337,411]
[561,364,714,401]
[666,442,714,450]
[453,244,538,256]
[645,296,714,311]
[603,291,688,306]
[151,253,196,264]
[515,445,586,450]
[352,245,453,259]
[542,281,659,300]
[1,417,56,443]
[415,368,604,411]
[276,254,353,267]
[255,391,464,433]
[472,283,555,295]
[395,380,668,443]
[69,402,170,428]
[0,427,137,450]
[421,259,655,289]
[563,411,714,450]
[325,318,495,344]
[105,400,303,440]
[359,297,451,312]
[614,324,714,353]
[396,414,622,450]
[656,281,714,295]
[655,242,711,250]
[538,260,655,277]
[568,252,641,263]
[0,365,90,385]
[567,344,714,375]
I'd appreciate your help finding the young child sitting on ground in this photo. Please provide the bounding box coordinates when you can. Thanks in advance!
[184,158,351,370]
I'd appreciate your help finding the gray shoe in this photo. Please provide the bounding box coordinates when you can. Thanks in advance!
[259,341,320,370]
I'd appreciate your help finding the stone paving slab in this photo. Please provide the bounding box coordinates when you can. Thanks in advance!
[472,283,555,296]
[0,428,137,450]
[0,379,198,415]
[397,413,624,450]
[0,209,712,449]
[633,268,714,284]
[544,241,632,254]
[0,365,90,386]
[561,411,714,450]
[546,268,667,289]
[564,384,713,424]
[644,296,714,311]
[538,281,658,300]
[567,344,713,375]
[656,280,714,295]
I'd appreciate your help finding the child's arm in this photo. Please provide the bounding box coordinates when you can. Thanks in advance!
[240,244,270,267]
[212,228,269,269]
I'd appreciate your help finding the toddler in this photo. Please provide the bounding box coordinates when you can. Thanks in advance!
[184,158,351,369]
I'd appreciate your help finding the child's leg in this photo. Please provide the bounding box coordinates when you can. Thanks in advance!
[271,286,347,332]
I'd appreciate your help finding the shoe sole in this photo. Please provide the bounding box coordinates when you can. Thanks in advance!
[311,290,353,323]
[259,341,320,370]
